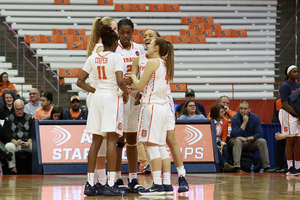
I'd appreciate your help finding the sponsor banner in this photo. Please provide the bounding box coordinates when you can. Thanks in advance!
[39,124,215,164]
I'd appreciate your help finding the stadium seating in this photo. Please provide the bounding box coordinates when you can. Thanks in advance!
[0,0,278,99]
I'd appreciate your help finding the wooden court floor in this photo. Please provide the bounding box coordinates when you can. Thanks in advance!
[1,173,300,200]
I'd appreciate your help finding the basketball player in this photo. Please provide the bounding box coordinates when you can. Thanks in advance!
[278,65,300,175]
[126,37,174,195]
[130,29,189,193]
[86,17,118,193]
[114,19,145,193]
[77,25,128,196]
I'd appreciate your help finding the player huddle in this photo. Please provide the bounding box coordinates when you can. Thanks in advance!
[77,17,189,196]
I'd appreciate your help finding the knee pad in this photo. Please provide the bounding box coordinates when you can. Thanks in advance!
[116,142,125,148]
[159,146,170,160]
[97,139,107,157]
[147,146,160,161]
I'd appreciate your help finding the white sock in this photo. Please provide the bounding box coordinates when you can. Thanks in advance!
[107,172,116,187]
[152,171,162,185]
[94,169,98,184]
[87,173,94,186]
[177,165,186,177]
[287,160,293,169]
[115,171,121,180]
[129,172,137,182]
[97,169,107,185]
[163,172,171,185]
[295,161,300,169]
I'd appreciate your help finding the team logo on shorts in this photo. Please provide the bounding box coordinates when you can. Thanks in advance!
[118,123,123,130]
[135,51,140,56]
[141,130,147,137]
[284,126,288,132]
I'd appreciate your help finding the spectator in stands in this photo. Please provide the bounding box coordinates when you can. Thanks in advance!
[64,95,87,120]
[0,72,18,98]
[24,88,41,117]
[177,100,206,120]
[0,91,15,120]
[35,92,53,120]
[175,89,206,117]
[268,95,287,173]
[229,101,270,173]
[48,106,64,120]
[218,95,236,122]
[3,99,34,174]
[208,104,230,163]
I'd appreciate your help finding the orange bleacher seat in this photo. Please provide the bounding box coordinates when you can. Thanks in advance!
[115,4,130,11]
[170,83,187,92]
[180,29,196,37]
[215,29,232,37]
[97,0,113,5]
[189,23,205,31]
[67,42,84,50]
[74,35,90,43]
[164,4,180,12]
[53,28,69,36]
[181,17,197,25]
[189,35,206,43]
[131,4,146,11]
[57,35,74,43]
[198,29,213,37]
[205,23,221,31]
[54,0,70,5]
[24,35,41,43]
[148,4,165,12]
[131,35,143,43]
[231,29,247,37]
[68,29,86,36]
[83,40,88,50]
[161,35,172,41]
[171,35,188,44]
[198,16,214,24]
[59,68,78,78]
[133,29,148,36]
[40,35,58,43]
[77,68,83,75]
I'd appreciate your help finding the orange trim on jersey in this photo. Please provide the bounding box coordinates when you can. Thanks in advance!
[147,105,154,142]
[145,53,148,59]
[97,51,112,57]
[138,107,145,135]
[147,71,155,104]
[118,42,134,50]
[115,96,120,132]
[288,113,291,135]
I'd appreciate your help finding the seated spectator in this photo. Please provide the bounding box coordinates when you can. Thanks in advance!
[0,72,18,98]
[64,95,87,120]
[228,100,270,173]
[0,91,15,119]
[176,89,206,117]
[208,104,230,163]
[177,100,206,120]
[218,95,236,122]
[48,106,64,120]
[24,88,41,117]
[35,92,53,120]
[3,99,34,174]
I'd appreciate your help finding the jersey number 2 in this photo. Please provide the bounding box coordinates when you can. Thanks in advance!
[97,66,107,79]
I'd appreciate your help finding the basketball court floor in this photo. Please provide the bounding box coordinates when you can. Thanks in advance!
[1,172,300,200]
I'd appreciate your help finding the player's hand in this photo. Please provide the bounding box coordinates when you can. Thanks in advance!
[122,93,129,104]
[128,87,137,98]
[275,132,286,140]
[134,92,142,105]
[124,76,133,85]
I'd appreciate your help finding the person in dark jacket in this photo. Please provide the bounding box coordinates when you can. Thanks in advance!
[64,95,87,120]
[0,91,15,120]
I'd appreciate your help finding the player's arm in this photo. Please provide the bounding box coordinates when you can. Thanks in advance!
[116,71,129,95]
[131,59,159,91]
[77,70,96,93]
[131,56,140,76]
[282,101,297,115]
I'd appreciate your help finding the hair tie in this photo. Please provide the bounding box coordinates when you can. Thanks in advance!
[287,65,297,74]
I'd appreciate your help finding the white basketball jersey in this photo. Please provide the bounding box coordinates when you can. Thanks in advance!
[139,53,171,96]
[140,58,168,105]
[115,40,145,73]
[88,42,104,88]
[83,51,124,93]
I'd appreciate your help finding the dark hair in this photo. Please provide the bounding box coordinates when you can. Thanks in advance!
[179,99,202,117]
[210,104,224,120]
[0,72,10,83]
[148,29,160,37]
[117,18,134,30]
[100,25,118,47]
[49,106,64,120]
[3,91,15,106]
[154,37,174,81]
[240,100,250,108]
[284,65,290,81]
[42,92,53,103]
